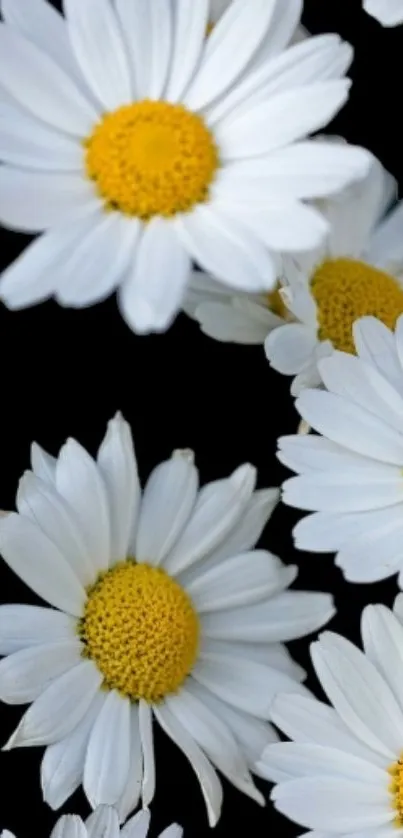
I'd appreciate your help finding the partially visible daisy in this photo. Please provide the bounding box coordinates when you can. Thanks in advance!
[279,313,403,584]
[257,603,403,837]
[182,269,290,345]
[0,414,335,825]
[0,0,369,333]
[266,152,403,394]
[2,806,181,838]
[364,0,403,26]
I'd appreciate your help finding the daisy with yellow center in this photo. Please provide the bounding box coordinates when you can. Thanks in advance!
[256,602,403,838]
[2,807,181,838]
[0,0,369,333]
[0,415,334,825]
[266,150,403,394]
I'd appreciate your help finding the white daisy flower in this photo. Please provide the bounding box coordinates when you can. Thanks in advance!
[279,313,403,584]
[0,414,335,825]
[256,603,403,837]
[182,269,290,345]
[2,806,181,838]
[364,0,403,26]
[0,0,369,334]
[266,152,403,395]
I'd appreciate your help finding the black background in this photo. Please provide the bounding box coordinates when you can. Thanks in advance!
[0,1,401,835]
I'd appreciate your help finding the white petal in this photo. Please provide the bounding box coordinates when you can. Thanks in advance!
[121,810,150,838]
[115,705,143,823]
[270,692,388,768]
[364,0,403,26]
[277,434,363,475]
[85,806,120,838]
[31,442,57,484]
[368,201,403,271]
[115,0,173,99]
[250,0,302,65]
[311,633,403,758]
[17,472,94,587]
[5,660,102,748]
[206,34,352,126]
[325,155,394,259]
[165,0,209,101]
[0,513,86,616]
[186,550,297,612]
[220,142,370,200]
[175,204,277,292]
[193,653,307,718]
[353,317,403,395]
[154,703,223,827]
[361,605,403,714]
[195,300,271,345]
[64,0,132,110]
[0,604,75,656]
[1,0,82,83]
[0,167,96,234]
[292,510,375,554]
[185,0,285,111]
[0,640,82,704]
[56,439,111,574]
[336,512,403,583]
[0,104,83,170]
[223,199,329,253]
[272,776,392,832]
[202,591,335,642]
[158,827,183,838]
[55,214,140,309]
[259,742,386,785]
[214,81,350,160]
[139,701,155,808]
[0,23,98,135]
[97,413,140,563]
[295,388,403,465]
[266,324,317,375]
[180,487,279,575]
[162,464,256,576]
[119,219,190,335]
[84,690,131,808]
[135,450,198,566]
[50,816,87,838]
[165,684,263,805]
[0,211,103,310]
[41,692,105,810]
[283,468,403,513]
[190,678,279,766]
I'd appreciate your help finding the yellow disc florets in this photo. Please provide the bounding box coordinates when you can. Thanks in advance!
[79,561,200,703]
[84,100,219,220]
[310,258,403,354]
[389,757,403,826]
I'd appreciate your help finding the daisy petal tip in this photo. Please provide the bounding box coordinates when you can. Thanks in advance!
[231,463,257,493]
[172,448,195,464]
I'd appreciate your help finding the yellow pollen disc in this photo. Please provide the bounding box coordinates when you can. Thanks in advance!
[266,283,288,319]
[388,757,403,826]
[84,100,219,220]
[310,258,403,354]
[79,561,200,703]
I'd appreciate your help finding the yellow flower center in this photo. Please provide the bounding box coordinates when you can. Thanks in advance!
[84,100,219,220]
[266,284,288,319]
[389,757,403,826]
[310,258,403,354]
[79,561,200,703]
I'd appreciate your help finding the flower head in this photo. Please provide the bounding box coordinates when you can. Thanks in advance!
[0,0,369,333]
[266,152,403,394]
[279,313,403,585]
[258,602,403,836]
[0,414,334,825]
